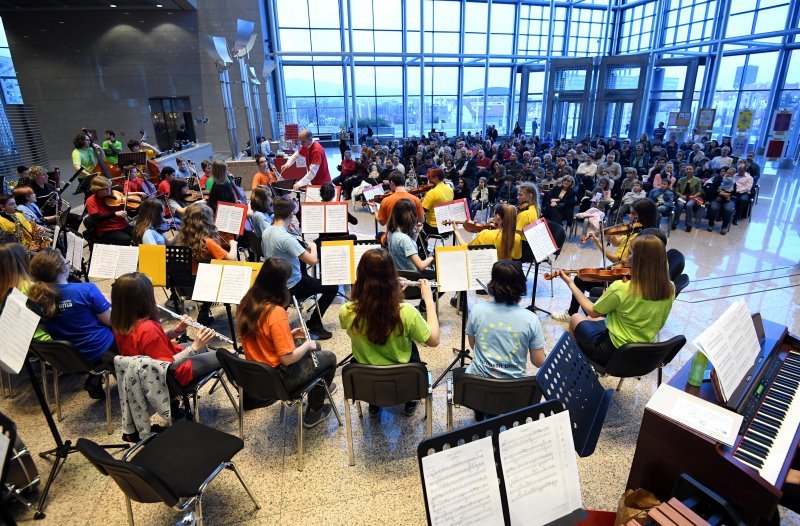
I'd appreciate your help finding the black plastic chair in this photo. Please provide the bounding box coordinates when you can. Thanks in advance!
[587,335,687,391]
[30,340,114,435]
[242,229,263,262]
[445,368,541,430]
[0,411,19,526]
[216,350,341,471]
[674,274,690,297]
[77,420,260,526]
[341,362,433,466]
[667,248,686,282]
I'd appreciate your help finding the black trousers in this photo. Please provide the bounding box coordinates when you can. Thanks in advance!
[97,224,134,246]
[289,274,337,326]
[568,275,596,315]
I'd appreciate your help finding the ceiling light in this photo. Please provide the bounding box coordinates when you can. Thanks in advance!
[156,3,163,6]
[110,4,117,7]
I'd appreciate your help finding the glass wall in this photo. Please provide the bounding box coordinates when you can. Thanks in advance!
[0,17,21,105]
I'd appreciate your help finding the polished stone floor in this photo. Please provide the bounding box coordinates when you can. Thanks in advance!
[2,155,799,525]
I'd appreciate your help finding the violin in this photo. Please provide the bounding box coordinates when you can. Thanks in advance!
[580,221,642,244]
[184,189,204,203]
[543,266,631,282]
[409,182,434,196]
[105,190,141,209]
[442,219,496,234]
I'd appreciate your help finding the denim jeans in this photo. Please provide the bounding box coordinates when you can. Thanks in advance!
[707,199,735,228]
[673,198,698,227]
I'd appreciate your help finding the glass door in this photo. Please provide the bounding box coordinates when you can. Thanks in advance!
[554,101,582,140]
[601,101,634,138]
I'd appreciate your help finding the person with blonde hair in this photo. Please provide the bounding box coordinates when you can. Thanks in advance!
[556,233,675,366]
[452,203,522,261]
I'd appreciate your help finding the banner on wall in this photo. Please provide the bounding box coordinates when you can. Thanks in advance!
[771,111,793,136]
[735,109,754,133]
[285,123,299,141]
[668,111,691,129]
[731,136,748,157]
[765,139,787,160]
[696,108,716,131]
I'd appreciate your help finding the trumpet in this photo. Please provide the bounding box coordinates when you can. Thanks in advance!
[399,279,440,288]
[156,304,234,344]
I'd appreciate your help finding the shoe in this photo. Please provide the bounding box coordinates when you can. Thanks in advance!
[308,323,332,340]
[243,396,276,411]
[685,226,692,232]
[551,310,571,323]
[450,295,458,308]
[732,218,738,225]
[84,375,105,400]
[721,228,727,236]
[197,309,213,326]
[368,404,381,416]
[122,432,140,443]
[326,382,338,396]
[303,404,332,428]
[707,226,713,232]
[671,223,677,230]
[404,400,419,416]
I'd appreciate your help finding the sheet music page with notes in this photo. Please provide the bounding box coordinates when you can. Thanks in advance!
[362,184,384,201]
[304,186,323,202]
[300,203,325,234]
[467,248,498,291]
[421,436,505,526]
[435,246,469,292]
[451,199,470,222]
[215,202,247,236]
[353,242,381,272]
[67,232,83,270]
[499,411,583,526]
[693,299,761,401]
[434,204,454,234]
[320,241,354,285]
[88,244,121,279]
[0,289,41,375]
[324,203,349,233]
[191,263,223,303]
[523,219,558,263]
[216,265,252,305]
[115,246,139,278]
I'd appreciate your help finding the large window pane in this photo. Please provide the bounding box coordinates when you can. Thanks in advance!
[310,30,341,52]
[462,66,485,94]
[375,67,403,96]
[313,67,344,96]
[373,1,402,30]
[283,66,315,96]
[490,3,515,33]
[277,0,308,28]
[308,0,340,28]
[280,29,311,52]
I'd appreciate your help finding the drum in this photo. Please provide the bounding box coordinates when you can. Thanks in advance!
[4,436,39,496]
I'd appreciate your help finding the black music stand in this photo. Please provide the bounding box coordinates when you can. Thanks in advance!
[417,400,587,526]
[536,331,613,457]
[117,152,147,169]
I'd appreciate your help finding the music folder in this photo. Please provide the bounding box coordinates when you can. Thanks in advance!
[522,219,558,263]
[319,240,381,285]
[434,245,497,293]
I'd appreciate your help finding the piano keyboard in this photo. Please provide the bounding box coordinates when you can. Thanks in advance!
[733,349,800,486]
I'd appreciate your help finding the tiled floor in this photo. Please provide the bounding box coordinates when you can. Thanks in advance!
[2,155,799,525]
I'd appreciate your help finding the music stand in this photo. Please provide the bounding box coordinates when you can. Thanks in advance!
[417,400,587,526]
[117,152,147,169]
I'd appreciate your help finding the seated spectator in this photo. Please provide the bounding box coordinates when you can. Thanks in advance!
[671,165,702,232]
[543,176,576,226]
[648,180,675,217]
[615,181,646,224]
[705,168,735,235]
[732,161,754,225]
[711,146,733,169]
[497,175,518,205]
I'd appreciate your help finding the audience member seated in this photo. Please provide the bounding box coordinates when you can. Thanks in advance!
[704,168,735,235]
[615,180,646,223]
[732,161,754,225]
[648,179,675,218]
[671,165,702,232]
[542,176,576,226]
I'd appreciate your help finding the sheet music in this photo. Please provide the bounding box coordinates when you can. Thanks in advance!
[300,203,325,234]
[421,436,505,526]
[216,202,246,235]
[320,242,353,285]
[467,249,498,291]
[451,200,469,222]
[363,184,384,201]
[499,411,583,526]
[88,244,121,279]
[436,247,469,292]
[354,242,380,272]
[191,263,223,303]
[0,288,41,375]
[646,383,743,447]
[324,203,349,233]
[115,246,139,278]
[693,299,761,401]
[523,220,558,263]
[216,265,252,304]
[434,204,454,234]
[66,232,83,270]
[304,186,323,202]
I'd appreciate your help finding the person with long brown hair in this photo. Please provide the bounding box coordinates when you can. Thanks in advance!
[556,233,675,366]
[452,203,522,260]
[237,257,337,426]
[0,242,51,342]
[28,248,114,398]
[339,248,439,416]
[386,198,433,273]
[111,272,218,389]
[133,198,175,245]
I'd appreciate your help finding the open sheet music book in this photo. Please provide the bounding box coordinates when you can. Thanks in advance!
[0,289,41,375]
[421,410,583,526]
[304,185,341,202]
[319,240,382,285]
[191,263,252,305]
[693,299,761,403]
[215,202,248,236]
[434,245,497,292]
[88,244,139,279]
[433,199,471,234]
[300,202,349,234]
[522,219,559,263]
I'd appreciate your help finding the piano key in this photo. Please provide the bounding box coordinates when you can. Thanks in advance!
[766,389,793,403]
[734,449,764,468]
[750,420,777,438]
[754,364,800,486]
[740,438,769,458]
[774,377,798,390]
[759,403,785,419]
[745,430,773,447]
[755,413,782,429]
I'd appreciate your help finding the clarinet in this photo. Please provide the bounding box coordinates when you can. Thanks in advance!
[156,304,234,344]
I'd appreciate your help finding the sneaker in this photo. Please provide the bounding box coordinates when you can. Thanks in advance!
[368,404,381,416]
[404,400,419,416]
[308,324,332,340]
[551,310,571,323]
[122,431,140,443]
[685,226,692,232]
[706,226,713,232]
[84,375,105,400]
[449,295,458,308]
[721,228,728,236]
[732,218,738,225]
[303,404,332,428]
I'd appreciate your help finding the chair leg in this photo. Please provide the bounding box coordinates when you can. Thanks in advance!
[323,382,343,426]
[105,371,112,435]
[238,386,244,440]
[54,369,62,422]
[446,399,453,431]
[345,400,355,466]
[217,375,238,411]
[192,392,200,422]
[616,378,625,391]
[356,401,363,418]
[195,497,203,526]
[125,496,135,526]
[296,402,304,471]
[227,462,261,509]
[425,396,433,437]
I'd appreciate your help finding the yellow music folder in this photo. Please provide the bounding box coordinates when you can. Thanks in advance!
[210,259,263,286]
[320,240,355,285]
[138,245,166,286]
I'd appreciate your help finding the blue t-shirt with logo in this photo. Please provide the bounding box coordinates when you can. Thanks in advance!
[42,283,113,365]
[465,301,545,379]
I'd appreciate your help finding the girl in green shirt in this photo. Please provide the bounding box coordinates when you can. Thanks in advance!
[557,233,674,366]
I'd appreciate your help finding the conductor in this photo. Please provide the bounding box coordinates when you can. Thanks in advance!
[281,130,332,190]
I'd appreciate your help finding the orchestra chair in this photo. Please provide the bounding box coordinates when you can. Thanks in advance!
[216,351,341,471]
[445,367,541,430]
[341,362,433,466]
[76,420,260,526]
[241,230,264,262]
[166,365,236,424]
[666,248,686,282]
[674,274,690,298]
[0,411,19,526]
[30,340,115,435]
[585,335,687,391]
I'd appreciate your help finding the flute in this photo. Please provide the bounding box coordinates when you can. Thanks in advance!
[157,304,234,344]
[399,279,440,288]
[292,296,319,367]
